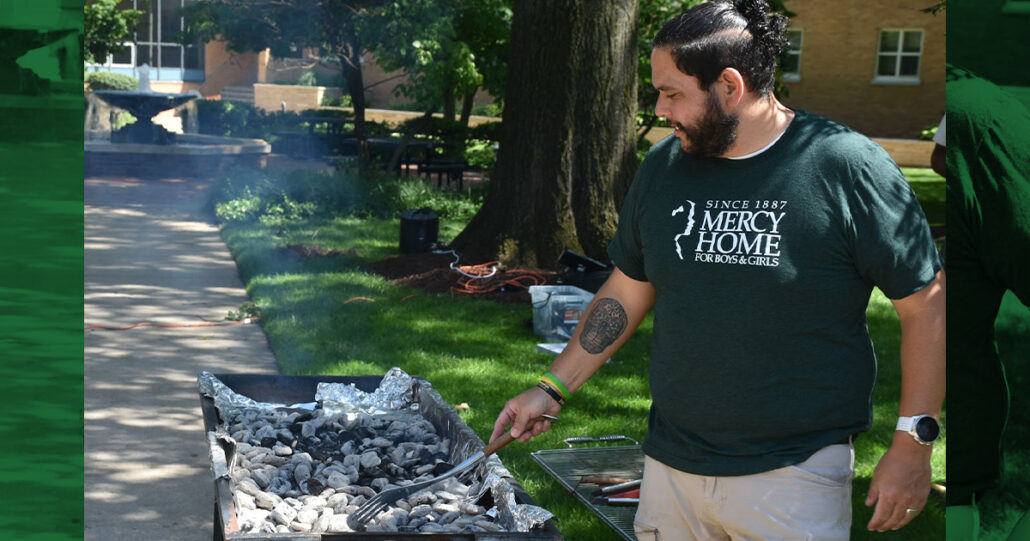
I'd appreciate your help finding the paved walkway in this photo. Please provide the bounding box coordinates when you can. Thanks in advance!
[84,175,279,540]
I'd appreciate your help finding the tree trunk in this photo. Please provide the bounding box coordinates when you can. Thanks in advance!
[451,0,639,267]
[459,90,476,129]
[442,83,456,122]
[341,40,370,174]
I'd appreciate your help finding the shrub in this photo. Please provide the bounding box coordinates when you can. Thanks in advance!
[636,136,653,164]
[464,139,496,170]
[85,71,138,91]
[321,94,354,107]
[212,168,483,226]
[372,177,483,222]
[197,99,304,140]
[470,102,503,117]
[399,116,468,141]
[467,121,500,142]
[197,99,263,137]
[919,123,938,141]
[298,71,318,86]
[213,168,390,225]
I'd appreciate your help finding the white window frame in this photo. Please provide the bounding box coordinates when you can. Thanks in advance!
[96,41,135,70]
[86,0,203,82]
[871,28,924,86]
[781,28,803,83]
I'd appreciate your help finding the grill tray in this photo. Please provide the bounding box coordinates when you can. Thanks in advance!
[200,373,563,540]
[530,446,644,541]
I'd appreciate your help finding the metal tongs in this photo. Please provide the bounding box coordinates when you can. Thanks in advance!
[347,414,559,531]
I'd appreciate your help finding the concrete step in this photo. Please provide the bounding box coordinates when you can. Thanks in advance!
[220,85,255,104]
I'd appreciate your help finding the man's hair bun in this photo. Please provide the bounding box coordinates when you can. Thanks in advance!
[734,0,789,58]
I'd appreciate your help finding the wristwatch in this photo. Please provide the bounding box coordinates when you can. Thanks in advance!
[896,415,941,445]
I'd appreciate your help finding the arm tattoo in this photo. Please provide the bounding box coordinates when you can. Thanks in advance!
[579,298,628,354]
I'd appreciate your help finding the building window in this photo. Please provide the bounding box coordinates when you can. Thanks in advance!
[872,29,923,85]
[87,0,204,82]
[781,29,802,82]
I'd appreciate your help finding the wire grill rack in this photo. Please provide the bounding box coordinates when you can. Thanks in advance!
[531,445,645,541]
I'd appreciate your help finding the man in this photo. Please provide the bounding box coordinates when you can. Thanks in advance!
[490,1,945,539]
[945,64,1030,541]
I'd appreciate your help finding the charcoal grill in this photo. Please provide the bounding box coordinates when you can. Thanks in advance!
[200,373,563,540]
[530,446,645,541]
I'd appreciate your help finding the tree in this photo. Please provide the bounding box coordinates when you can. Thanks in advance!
[451,0,640,267]
[84,0,142,65]
[179,0,449,174]
[371,0,510,148]
[635,0,703,148]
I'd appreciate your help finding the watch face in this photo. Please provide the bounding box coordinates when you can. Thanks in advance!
[915,417,940,442]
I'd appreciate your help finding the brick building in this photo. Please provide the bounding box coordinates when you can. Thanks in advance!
[779,0,945,138]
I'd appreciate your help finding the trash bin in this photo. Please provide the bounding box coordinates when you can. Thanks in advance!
[399,207,438,253]
[529,285,595,341]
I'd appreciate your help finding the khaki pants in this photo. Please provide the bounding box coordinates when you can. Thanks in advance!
[633,444,854,541]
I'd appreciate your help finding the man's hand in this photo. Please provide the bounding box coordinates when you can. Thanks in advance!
[865,432,934,531]
[490,386,562,444]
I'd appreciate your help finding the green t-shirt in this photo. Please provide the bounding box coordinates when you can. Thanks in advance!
[945,65,1030,503]
[608,109,942,476]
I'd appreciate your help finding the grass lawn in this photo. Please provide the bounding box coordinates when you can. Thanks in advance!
[901,167,945,227]
[213,168,945,539]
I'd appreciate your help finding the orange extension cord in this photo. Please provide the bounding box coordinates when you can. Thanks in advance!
[84,318,260,331]
[450,261,547,295]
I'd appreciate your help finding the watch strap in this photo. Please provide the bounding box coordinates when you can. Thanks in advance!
[895,416,917,432]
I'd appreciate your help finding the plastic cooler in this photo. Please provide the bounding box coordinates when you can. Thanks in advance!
[529,285,594,342]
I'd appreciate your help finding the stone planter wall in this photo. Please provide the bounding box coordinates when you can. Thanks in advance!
[253,84,343,113]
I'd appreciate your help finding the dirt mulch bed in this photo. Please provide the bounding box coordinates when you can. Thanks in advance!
[365,251,559,304]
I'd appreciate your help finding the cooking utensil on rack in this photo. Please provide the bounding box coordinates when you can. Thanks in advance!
[347,414,558,531]
[563,435,639,447]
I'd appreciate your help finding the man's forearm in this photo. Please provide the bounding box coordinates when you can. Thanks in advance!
[548,268,656,393]
[895,269,946,418]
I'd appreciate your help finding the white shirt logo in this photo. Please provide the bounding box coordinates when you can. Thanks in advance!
[671,200,696,260]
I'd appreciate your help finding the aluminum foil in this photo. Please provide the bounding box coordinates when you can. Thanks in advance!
[198,371,316,418]
[316,366,417,413]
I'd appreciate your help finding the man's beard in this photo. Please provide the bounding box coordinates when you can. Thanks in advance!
[674,91,739,159]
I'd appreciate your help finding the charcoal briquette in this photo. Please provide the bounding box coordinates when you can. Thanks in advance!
[359,451,381,469]
[254,491,280,510]
[271,502,297,525]
[251,469,271,489]
[431,462,453,476]
[305,478,324,493]
[408,504,433,519]
[312,508,333,533]
[288,520,312,532]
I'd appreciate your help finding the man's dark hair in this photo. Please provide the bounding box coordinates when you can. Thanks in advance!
[653,0,788,95]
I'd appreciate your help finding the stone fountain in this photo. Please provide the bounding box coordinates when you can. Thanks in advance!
[92,65,200,144]
[85,64,271,177]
